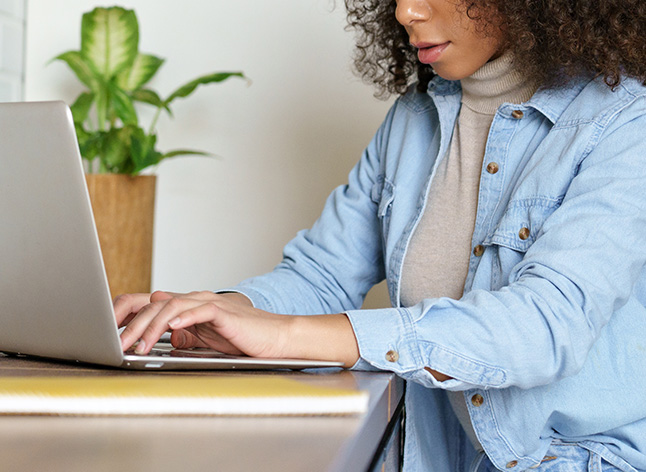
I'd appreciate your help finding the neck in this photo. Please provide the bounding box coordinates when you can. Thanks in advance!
[460,52,538,114]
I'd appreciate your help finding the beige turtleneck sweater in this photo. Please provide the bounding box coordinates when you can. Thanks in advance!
[399,52,537,451]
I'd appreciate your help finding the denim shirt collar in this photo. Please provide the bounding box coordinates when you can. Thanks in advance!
[426,74,593,124]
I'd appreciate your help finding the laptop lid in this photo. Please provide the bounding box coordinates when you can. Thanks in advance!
[0,101,124,366]
[0,101,342,371]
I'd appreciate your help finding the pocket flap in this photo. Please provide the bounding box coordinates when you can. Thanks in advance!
[483,198,561,252]
[371,175,396,218]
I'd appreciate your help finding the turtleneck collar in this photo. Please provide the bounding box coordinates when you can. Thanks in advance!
[460,51,538,115]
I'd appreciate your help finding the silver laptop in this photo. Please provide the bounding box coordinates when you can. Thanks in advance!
[0,101,342,370]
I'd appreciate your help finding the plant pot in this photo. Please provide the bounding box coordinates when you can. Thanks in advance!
[85,174,156,299]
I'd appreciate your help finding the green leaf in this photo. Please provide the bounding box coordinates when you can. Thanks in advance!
[132,149,163,174]
[95,85,110,132]
[108,82,138,126]
[70,92,95,125]
[75,125,94,160]
[164,72,245,106]
[162,149,213,159]
[54,5,247,175]
[131,88,171,114]
[117,53,164,91]
[75,123,90,142]
[101,127,132,170]
[130,129,162,174]
[81,7,139,80]
[52,51,100,91]
[79,131,106,162]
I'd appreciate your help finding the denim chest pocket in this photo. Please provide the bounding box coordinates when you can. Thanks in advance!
[481,198,562,289]
[371,175,396,249]
[371,175,396,219]
[483,198,562,252]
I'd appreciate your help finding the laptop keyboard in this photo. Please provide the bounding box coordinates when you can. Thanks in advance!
[126,343,240,359]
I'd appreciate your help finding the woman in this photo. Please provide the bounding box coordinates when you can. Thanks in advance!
[115,0,646,470]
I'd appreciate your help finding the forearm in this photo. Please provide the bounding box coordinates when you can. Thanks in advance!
[215,293,360,366]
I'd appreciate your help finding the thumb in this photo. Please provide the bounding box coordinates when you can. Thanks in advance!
[170,329,205,349]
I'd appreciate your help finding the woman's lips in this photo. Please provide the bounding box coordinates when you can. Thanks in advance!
[415,42,450,64]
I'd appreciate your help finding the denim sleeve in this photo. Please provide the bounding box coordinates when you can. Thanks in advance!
[223,105,399,316]
[347,96,646,390]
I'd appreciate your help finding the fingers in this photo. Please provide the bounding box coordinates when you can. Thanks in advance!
[120,294,224,354]
[167,302,277,358]
[118,291,256,356]
[152,290,220,302]
[116,291,202,347]
[120,297,191,353]
[149,290,174,302]
[113,293,153,327]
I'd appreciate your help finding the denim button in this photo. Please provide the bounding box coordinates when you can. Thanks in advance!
[511,109,524,119]
[506,460,518,468]
[385,350,399,363]
[486,162,499,174]
[471,394,484,406]
[519,227,530,240]
[473,245,485,257]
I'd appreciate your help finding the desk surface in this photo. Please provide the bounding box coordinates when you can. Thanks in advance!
[0,354,404,472]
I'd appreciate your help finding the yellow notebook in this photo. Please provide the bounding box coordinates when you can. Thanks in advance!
[0,375,369,416]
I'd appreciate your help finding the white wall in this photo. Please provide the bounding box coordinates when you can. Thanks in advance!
[0,0,24,101]
[25,0,392,308]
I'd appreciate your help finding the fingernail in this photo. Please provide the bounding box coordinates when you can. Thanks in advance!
[168,317,181,329]
[134,339,146,355]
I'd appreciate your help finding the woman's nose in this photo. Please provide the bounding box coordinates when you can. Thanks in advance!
[395,0,432,27]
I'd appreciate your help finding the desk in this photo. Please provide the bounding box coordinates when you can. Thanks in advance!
[0,354,404,472]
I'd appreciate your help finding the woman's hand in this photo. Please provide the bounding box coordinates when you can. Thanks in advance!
[115,291,292,358]
[113,291,360,367]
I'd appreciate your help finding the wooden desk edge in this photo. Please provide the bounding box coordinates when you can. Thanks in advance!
[329,371,404,472]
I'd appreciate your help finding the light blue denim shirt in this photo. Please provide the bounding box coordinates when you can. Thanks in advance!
[228,75,646,471]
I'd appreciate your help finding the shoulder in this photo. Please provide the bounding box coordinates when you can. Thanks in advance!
[549,77,646,169]
[557,76,646,128]
[614,76,646,99]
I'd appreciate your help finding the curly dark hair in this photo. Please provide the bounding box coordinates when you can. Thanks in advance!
[344,0,646,97]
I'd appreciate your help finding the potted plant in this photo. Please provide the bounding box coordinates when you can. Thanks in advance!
[53,5,245,298]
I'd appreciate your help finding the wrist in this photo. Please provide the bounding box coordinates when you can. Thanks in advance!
[218,291,253,307]
[288,314,360,367]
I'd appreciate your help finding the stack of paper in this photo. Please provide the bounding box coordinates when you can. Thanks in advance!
[0,375,369,416]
